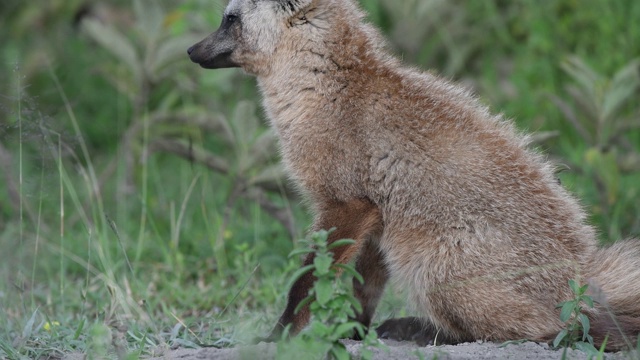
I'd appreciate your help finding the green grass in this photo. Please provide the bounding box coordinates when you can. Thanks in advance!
[1,0,639,358]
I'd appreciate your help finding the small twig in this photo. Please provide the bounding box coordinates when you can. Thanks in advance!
[149,138,230,174]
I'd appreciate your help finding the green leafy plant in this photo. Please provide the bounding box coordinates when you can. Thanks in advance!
[276,229,382,360]
[550,56,640,240]
[553,279,602,358]
[554,57,640,152]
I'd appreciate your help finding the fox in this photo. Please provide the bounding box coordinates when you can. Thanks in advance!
[188,0,640,350]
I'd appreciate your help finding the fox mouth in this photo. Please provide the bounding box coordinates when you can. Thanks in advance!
[188,49,236,69]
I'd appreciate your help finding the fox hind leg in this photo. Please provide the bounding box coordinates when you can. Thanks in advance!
[351,237,388,338]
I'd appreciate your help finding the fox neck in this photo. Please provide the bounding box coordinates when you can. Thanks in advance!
[256,20,391,136]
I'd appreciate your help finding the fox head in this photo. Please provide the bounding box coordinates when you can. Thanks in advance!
[187,0,370,76]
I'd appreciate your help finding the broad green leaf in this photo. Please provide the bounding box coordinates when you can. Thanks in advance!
[345,294,363,314]
[575,341,598,354]
[578,313,591,341]
[285,264,314,290]
[312,228,333,242]
[327,239,356,250]
[314,255,333,275]
[585,334,594,345]
[288,247,315,258]
[559,301,575,323]
[315,278,333,306]
[334,263,364,284]
[568,279,579,294]
[334,322,358,338]
[578,284,589,296]
[309,321,330,336]
[553,329,568,348]
[329,344,350,360]
[343,307,357,319]
[581,295,594,308]
[293,296,313,315]
[352,323,367,339]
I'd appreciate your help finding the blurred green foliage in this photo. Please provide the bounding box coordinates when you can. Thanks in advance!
[0,0,639,357]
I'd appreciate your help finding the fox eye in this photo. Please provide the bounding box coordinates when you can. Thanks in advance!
[225,14,238,24]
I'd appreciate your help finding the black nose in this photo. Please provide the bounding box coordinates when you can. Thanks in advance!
[187,46,195,55]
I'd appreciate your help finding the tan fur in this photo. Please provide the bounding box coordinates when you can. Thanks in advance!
[188,0,640,349]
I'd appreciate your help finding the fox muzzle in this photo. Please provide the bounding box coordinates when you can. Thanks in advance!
[188,28,240,69]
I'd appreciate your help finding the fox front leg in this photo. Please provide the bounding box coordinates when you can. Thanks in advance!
[262,198,382,341]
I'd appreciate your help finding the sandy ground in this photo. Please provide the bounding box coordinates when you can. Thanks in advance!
[116,339,630,360]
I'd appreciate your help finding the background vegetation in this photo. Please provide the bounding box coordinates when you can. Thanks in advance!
[1,0,639,358]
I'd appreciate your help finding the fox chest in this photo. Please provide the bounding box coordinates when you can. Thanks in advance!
[279,131,367,201]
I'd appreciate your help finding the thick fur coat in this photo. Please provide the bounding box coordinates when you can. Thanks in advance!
[188,0,640,349]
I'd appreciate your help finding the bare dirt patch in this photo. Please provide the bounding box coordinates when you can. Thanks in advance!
[126,339,629,359]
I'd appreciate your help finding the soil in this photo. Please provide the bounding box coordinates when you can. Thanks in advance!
[60,317,631,359]
[88,339,628,359]
[63,340,631,360]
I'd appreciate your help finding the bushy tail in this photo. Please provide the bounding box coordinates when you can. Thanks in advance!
[586,239,640,350]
